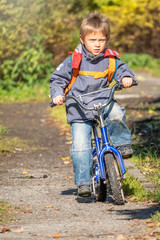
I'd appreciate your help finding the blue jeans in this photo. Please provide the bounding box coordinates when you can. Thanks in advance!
[70,100,132,186]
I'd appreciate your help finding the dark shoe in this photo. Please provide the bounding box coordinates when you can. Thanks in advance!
[117,145,133,158]
[78,185,91,197]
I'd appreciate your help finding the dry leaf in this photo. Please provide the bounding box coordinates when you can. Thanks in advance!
[24,210,32,213]
[117,234,127,240]
[61,156,70,160]
[132,218,139,221]
[64,161,70,165]
[1,227,11,233]
[148,109,154,114]
[54,233,62,238]
[22,171,29,175]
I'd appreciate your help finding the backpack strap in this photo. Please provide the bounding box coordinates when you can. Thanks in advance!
[64,52,82,96]
[104,48,119,84]
[64,49,119,95]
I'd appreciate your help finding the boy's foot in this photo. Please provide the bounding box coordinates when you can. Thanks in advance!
[78,185,91,197]
[117,145,133,158]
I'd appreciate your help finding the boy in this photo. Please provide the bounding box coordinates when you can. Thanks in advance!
[50,12,136,197]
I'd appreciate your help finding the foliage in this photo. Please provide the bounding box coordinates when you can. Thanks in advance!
[0,37,54,91]
[120,53,159,70]
[0,0,160,93]
[151,211,160,224]
[0,124,8,135]
[91,0,160,57]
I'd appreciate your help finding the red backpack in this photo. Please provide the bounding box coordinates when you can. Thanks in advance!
[64,49,120,96]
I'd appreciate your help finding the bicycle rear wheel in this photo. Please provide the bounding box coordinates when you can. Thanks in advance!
[105,153,125,205]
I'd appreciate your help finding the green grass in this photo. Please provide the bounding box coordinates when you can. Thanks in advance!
[121,53,160,77]
[0,201,11,224]
[49,104,69,128]
[151,211,160,225]
[0,82,50,103]
[0,124,8,135]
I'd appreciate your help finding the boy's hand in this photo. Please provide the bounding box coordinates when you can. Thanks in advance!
[122,77,133,88]
[52,95,64,105]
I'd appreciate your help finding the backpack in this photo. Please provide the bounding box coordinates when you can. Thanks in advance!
[64,48,120,96]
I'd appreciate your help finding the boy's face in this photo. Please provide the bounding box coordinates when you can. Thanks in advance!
[80,31,106,56]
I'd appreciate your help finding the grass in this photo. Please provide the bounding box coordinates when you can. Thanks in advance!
[49,104,69,128]
[0,83,50,103]
[0,201,12,224]
[0,136,34,153]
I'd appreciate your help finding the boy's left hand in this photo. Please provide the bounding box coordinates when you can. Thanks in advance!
[122,77,133,88]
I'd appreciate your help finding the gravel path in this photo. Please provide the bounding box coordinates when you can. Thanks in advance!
[0,74,159,239]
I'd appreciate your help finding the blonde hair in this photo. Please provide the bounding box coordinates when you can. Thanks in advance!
[80,12,110,42]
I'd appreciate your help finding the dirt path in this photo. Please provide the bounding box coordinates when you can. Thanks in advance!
[0,100,159,240]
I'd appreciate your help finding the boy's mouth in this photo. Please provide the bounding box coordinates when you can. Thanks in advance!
[94,49,100,52]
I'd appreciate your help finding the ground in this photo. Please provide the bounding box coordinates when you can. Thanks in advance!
[0,71,159,240]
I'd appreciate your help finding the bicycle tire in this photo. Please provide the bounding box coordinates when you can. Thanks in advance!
[92,157,107,202]
[95,178,107,202]
[105,153,125,205]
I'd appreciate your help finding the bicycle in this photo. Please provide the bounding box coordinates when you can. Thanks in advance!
[50,82,137,205]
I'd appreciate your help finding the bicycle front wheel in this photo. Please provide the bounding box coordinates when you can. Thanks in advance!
[105,153,125,205]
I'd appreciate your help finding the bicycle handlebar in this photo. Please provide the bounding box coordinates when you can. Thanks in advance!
[49,82,138,111]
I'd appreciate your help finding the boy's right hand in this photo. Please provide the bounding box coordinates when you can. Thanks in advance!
[52,95,64,105]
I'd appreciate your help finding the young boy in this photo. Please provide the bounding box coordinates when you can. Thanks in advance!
[50,12,136,197]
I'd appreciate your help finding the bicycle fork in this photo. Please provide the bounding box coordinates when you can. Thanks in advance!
[92,115,126,182]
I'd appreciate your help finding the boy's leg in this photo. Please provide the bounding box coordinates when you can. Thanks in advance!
[103,100,133,157]
[70,121,93,195]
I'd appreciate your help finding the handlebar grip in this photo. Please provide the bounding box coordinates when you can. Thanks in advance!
[132,81,138,86]
[49,102,56,108]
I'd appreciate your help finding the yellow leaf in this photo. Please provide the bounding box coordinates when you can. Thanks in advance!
[148,109,154,114]
[22,171,29,174]
[61,156,70,160]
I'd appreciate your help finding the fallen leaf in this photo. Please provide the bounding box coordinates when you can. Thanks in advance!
[117,234,127,240]
[22,171,29,175]
[61,156,70,160]
[148,109,154,114]
[24,210,32,213]
[132,218,139,221]
[146,156,150,161]
[54,233,62,238]
[1,227,11,233]
[64,161,70,165]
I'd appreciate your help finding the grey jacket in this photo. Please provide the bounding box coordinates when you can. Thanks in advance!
[50,44,135,124]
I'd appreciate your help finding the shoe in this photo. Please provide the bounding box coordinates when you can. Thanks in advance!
[78,185,91,197]
[117,145,133,158]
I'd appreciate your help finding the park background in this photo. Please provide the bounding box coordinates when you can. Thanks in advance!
[0,0,160,102]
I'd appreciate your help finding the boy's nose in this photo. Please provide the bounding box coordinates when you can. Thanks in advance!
[95,40,100,46]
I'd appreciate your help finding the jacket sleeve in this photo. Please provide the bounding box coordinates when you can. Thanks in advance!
[50,56,71,99]
[114,57,136,83]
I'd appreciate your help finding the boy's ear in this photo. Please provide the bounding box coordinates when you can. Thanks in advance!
[80,35,84,44]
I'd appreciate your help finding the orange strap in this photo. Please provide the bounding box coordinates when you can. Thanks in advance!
[64,55,116,96]
[64,69,79,96]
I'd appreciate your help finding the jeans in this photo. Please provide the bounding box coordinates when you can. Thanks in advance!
[70,100,132,186]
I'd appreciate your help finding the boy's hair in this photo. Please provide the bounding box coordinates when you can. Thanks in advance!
[80,12,110,42]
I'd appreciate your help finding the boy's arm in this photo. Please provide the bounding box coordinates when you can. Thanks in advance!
[114,58,136,87]
[50,56,71,100]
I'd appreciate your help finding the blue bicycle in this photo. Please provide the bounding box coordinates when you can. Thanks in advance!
[50,82,137,205]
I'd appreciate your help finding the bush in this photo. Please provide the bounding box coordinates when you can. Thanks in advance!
[0,43,54,91]
[120,53,158,69]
